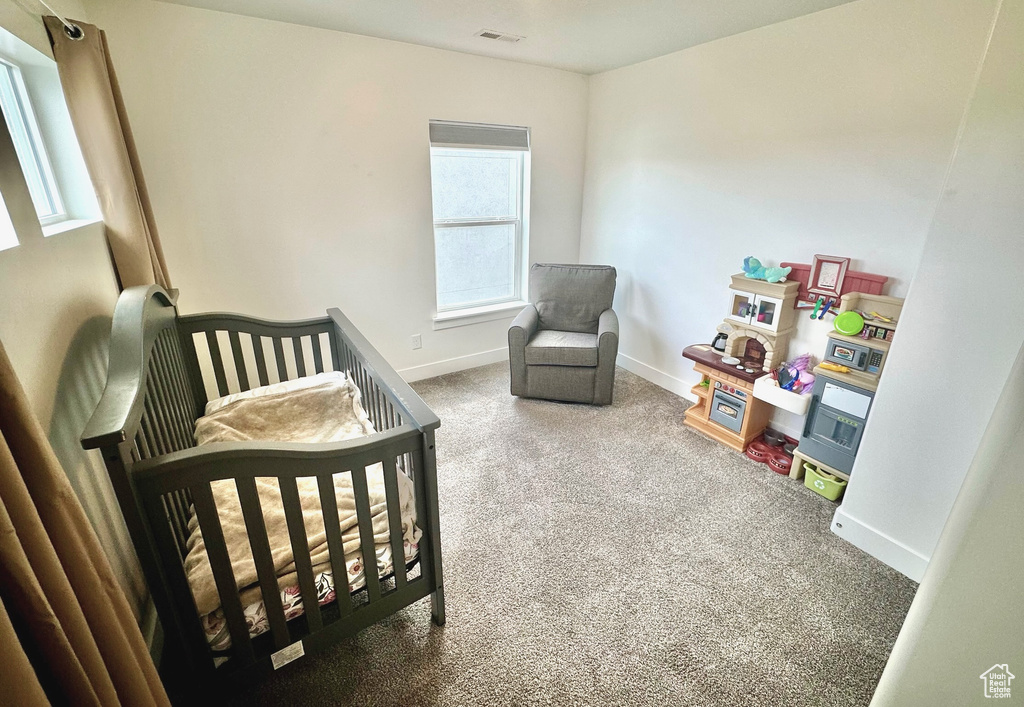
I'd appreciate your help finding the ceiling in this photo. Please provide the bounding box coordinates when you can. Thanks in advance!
[157,0,859,75]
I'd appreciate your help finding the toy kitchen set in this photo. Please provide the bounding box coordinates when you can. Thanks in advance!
[682,256,903,500]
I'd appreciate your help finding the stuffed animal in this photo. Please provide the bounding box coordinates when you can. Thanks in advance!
[743,256,792,283]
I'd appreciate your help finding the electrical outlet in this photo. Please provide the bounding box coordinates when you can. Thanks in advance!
[411,334,422,350]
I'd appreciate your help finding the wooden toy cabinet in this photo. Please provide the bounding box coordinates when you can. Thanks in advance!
[718,276,800,373]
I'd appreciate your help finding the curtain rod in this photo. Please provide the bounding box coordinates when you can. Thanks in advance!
[36,0,83,40]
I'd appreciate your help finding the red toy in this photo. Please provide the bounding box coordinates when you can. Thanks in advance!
[745,431,797,475]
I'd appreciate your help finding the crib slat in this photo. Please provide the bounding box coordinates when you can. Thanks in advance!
[293,338,307,378]
[170,490,193,556]
[162,334,196,432]
[317,472,353,618]
[139,411,159,457]
[409,452,430,582]
[141,491,215,667]
[381,456,407,589]
[278,477,322,632]
[167,336,200,443]
[252,335,270,387]
[371,386,383,432]
[163,492,189,561]
[150,360,188,453]
[143,396,169,456]
[350,465,382,602]
[329,334,342,373]
[234,477,290,648]
[154,336,193,450]
[146,355,181,452]
[179,330,209,415]
[135,426,152,460]
[311,335,324,374]
[190,483,255,662]
[228,331,251,392]
[159,497,184,563]
[205,331,230,397]
[272,338,288,383]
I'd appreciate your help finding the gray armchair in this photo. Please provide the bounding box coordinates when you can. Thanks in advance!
[509,263,618,405]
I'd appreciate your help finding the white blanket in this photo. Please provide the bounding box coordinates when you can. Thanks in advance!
[184,372,420,616]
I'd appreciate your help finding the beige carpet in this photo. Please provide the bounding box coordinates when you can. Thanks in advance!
[228,363,917,706]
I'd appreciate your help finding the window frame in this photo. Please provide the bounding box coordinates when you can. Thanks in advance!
[429,145,529,314]
[0,55,66,226]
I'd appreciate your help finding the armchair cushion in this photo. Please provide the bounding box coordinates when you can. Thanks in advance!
[525,330,599,367]
[530,263,616,334]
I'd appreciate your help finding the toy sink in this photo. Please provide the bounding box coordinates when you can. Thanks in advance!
[804,463,848,501]
[753,375,812,416]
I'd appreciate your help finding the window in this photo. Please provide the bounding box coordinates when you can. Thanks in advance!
[429,121,530,313]
[0,57,65,224]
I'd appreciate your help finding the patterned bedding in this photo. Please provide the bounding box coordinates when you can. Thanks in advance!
[202,539,419,650]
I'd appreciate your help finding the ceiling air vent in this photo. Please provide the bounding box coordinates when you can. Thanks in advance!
[476,29,524,43]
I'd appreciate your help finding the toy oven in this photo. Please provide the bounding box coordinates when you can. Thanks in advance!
[709,386,747,434]
[824,337,886,375]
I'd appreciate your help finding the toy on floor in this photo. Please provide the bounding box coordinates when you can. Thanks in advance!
[745,429,798,475]
[742,256,792,283]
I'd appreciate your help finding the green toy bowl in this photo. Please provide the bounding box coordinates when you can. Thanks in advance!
[834,311,865,336]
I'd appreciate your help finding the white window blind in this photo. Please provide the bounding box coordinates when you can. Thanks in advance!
[429,120,530,151]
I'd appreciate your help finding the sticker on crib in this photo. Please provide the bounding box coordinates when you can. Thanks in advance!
[271,640,305,670]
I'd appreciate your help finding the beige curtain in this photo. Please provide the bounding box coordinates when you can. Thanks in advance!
[0,338,170,706]
[44,17,171,290]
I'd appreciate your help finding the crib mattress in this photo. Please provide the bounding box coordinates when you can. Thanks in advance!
[183,372,421,649]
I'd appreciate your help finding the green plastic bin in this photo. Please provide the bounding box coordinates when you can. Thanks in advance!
[804,463,847,501]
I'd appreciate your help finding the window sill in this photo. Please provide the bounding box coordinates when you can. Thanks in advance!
[42,217,102,238]
[432,300,529,330]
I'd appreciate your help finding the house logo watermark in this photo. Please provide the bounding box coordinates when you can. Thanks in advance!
[980,664,1014,699]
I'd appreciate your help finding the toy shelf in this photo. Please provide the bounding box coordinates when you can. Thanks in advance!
[780,261,888,306]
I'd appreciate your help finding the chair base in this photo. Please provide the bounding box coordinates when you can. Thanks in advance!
[511,364,613,406]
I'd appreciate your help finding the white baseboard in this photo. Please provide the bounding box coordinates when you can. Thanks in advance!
[831,507,929,581]
[616,353,696,402]
[399,347,509,382]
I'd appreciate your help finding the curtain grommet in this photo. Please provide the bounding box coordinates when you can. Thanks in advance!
[64,24,84,40]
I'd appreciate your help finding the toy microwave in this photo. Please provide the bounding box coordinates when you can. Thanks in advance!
[823,336,887,375]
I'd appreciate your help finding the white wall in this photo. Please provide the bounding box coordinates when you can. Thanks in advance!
[579,0,997,437]
[834,0,1024,581]
[0,0,147,617]
[870,347,1024,705]
[870,136,1024,701]
[83,0,590,379]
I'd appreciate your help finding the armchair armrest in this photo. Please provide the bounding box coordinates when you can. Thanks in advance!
[598,308,618,345]
[594,309,619,405]
[508,304,539,349]
[508,304,537,397]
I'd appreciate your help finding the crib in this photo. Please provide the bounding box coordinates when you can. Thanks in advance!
[81,285,444,695]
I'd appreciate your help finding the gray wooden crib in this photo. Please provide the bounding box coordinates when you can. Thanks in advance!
[81,285,444,695]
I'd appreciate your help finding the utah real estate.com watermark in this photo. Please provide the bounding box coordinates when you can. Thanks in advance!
[980,664,1014,699]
